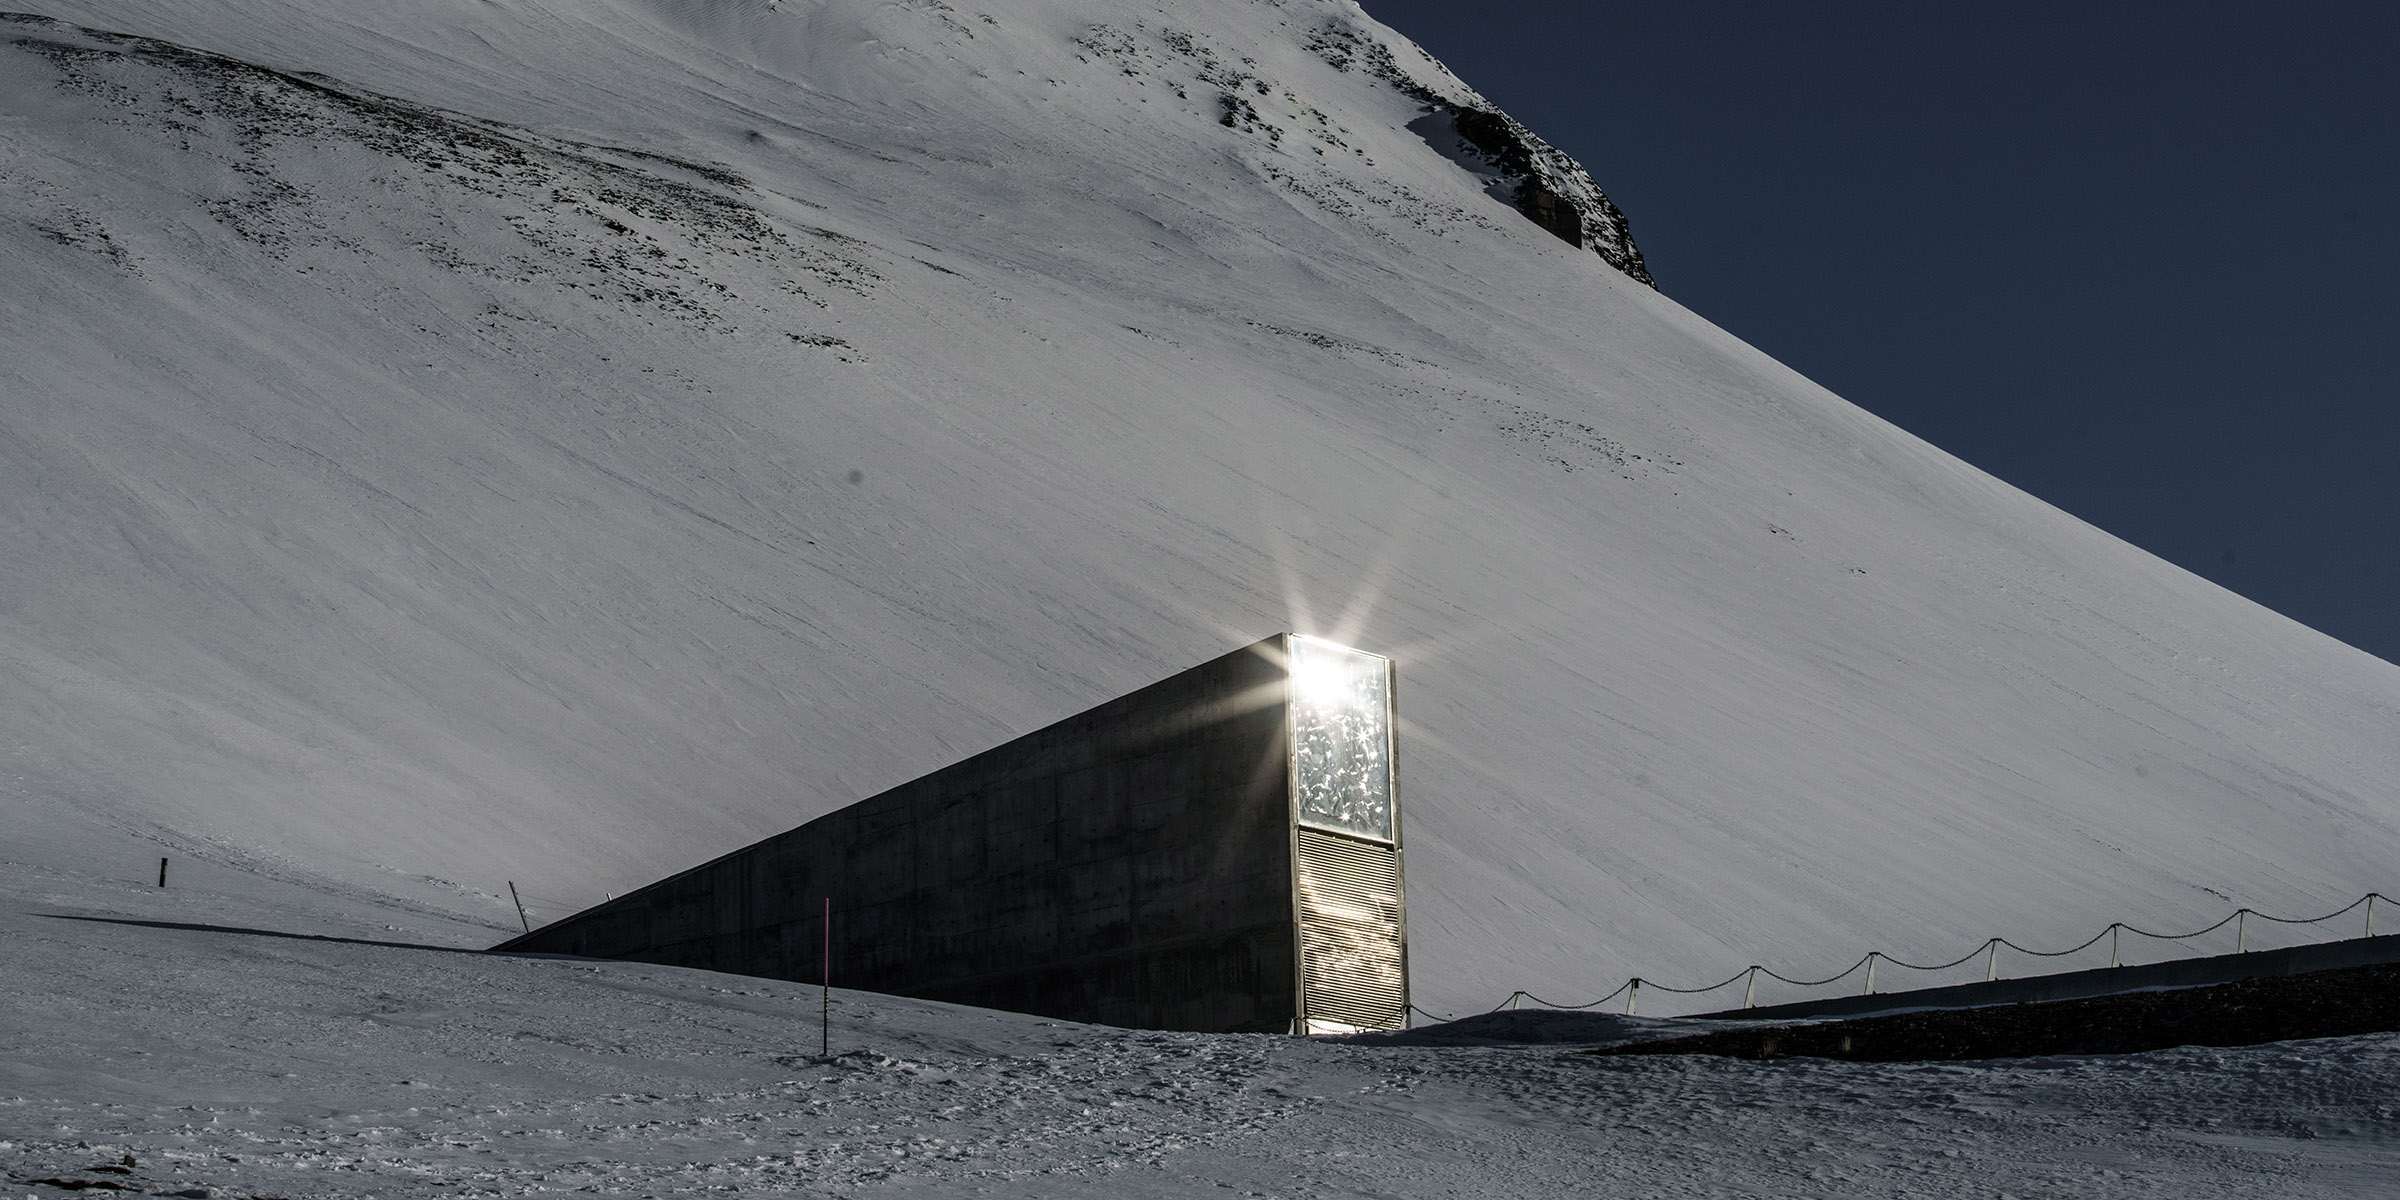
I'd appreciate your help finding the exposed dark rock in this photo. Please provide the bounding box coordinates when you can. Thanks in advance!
[1420,102,1652,286]
[1305,15,1653,287]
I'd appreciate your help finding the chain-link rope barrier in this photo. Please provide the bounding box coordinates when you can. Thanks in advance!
[1405,891,2390,1024]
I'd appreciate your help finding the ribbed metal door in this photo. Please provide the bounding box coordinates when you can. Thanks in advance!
[1295,826,1406,1031]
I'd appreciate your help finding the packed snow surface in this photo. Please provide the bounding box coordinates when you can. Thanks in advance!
[4,0,2399,1027]
[10,860,2400,1197]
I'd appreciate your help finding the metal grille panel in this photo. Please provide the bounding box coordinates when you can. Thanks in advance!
[1296,827,1406,1031]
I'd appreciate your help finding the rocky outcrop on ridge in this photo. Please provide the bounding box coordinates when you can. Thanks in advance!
[1309,16,1654,287]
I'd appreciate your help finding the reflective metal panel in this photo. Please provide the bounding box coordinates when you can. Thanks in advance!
[1288,637,1394,842]
[1296,827,1406,1032]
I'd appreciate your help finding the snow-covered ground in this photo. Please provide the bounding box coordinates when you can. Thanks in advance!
[10,859,2400,1197]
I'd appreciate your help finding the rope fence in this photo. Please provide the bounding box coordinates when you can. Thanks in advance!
[512,878,2389,1028]
[1415,891,2390,1023]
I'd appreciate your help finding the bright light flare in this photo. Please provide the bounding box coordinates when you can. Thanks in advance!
[1292,651,1357,710]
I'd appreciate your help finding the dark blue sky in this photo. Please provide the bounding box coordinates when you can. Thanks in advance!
[1361,1,2399,666]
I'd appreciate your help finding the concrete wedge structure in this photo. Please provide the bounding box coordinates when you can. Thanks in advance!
[497,635,1406,1034]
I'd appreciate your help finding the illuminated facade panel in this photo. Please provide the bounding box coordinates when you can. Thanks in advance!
[1289,636,1396,843]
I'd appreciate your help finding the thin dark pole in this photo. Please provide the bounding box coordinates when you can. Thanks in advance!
[821,897,830,1057]
[157,857,167,888]
[508,881,530,934]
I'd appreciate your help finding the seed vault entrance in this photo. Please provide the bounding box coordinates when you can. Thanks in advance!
[1286,636,1408,1033]
[498,633,1409,1034]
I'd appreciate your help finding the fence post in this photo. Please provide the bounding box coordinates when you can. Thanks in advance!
[508,881,531,934]
[1863,952,1877,995]
[1626,978,1640,1017]
[1743,965,1758,1010]
[1985,938,1999,982]
[2370,894,2379,939]
[822,896,831,1058]
[2237,909,2248,954]
[2111,923,2121,968]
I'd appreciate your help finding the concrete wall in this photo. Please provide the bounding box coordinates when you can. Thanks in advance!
[498,637,1301,1033]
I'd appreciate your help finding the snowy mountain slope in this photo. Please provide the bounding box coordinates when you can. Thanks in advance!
[4,0,2399,1019]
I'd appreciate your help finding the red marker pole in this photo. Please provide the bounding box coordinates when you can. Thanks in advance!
[821,897,830,1057]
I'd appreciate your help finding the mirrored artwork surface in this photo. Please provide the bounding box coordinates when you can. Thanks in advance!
[1289,637,1393,842]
